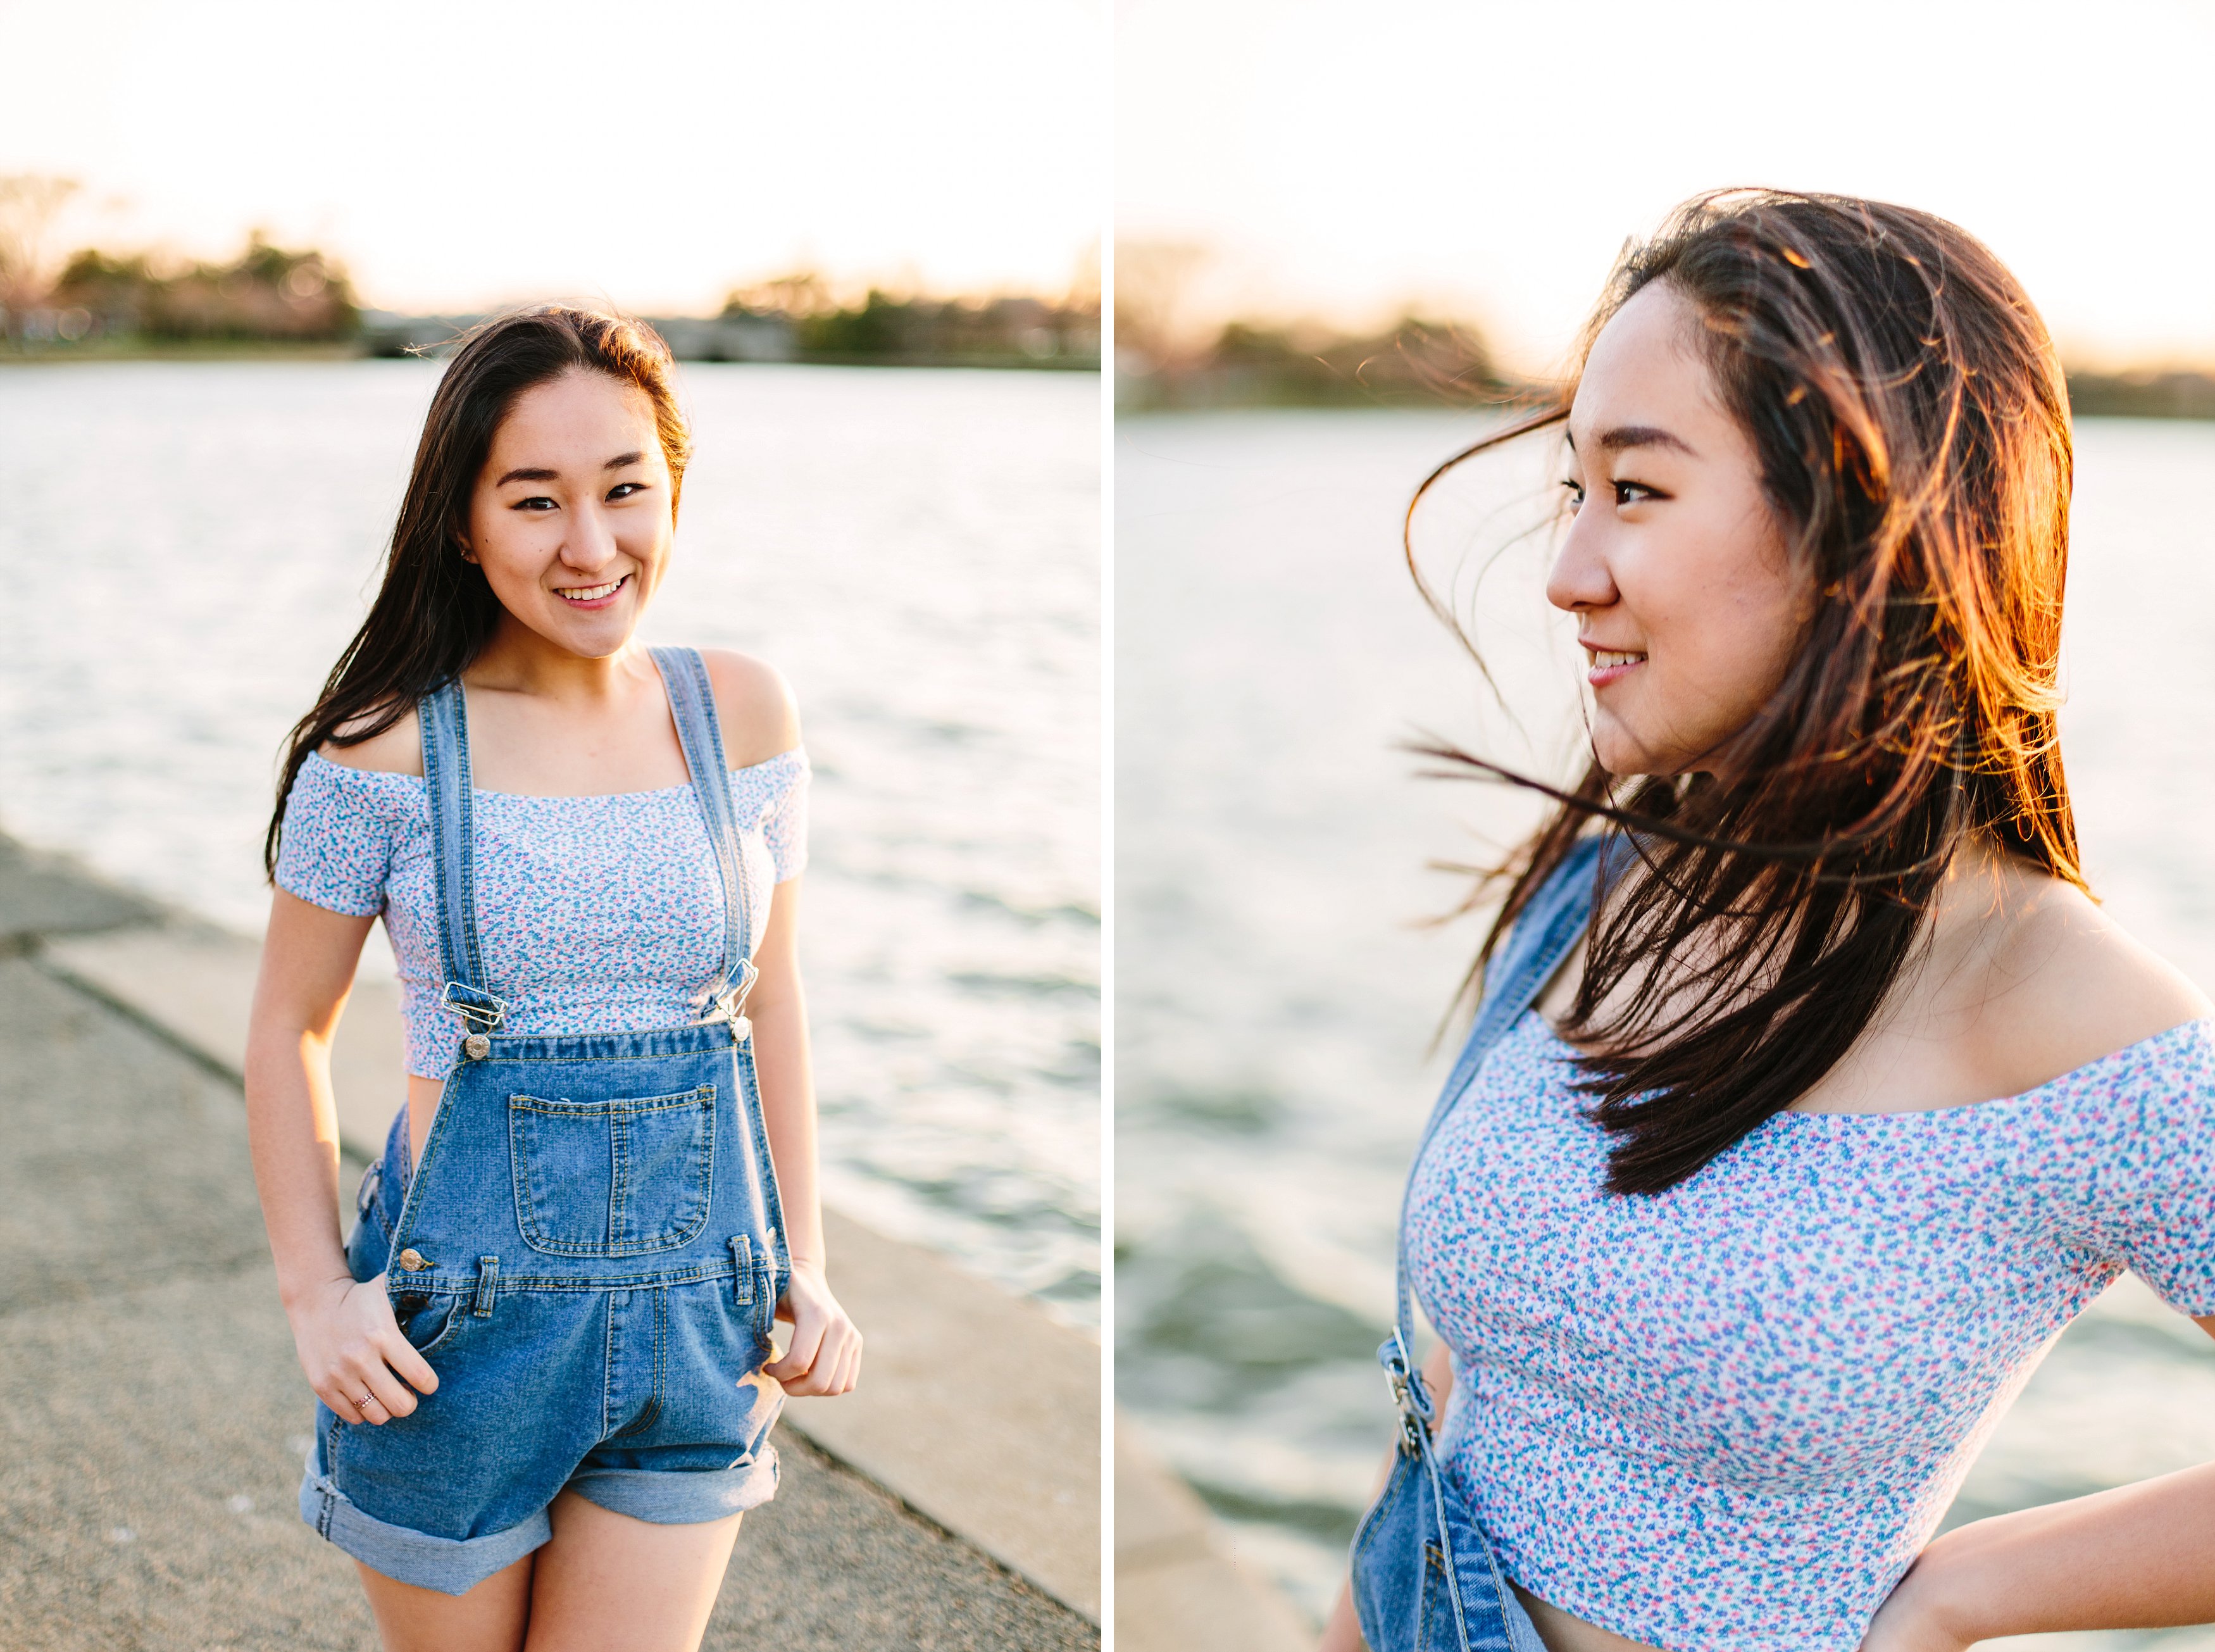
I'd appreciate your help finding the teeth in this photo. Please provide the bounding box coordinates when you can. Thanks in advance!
[1591,650,1646,670]
[558,578,624,602]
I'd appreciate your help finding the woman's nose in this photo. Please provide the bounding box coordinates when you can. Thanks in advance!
[1546,510,1617,614]
[563,502,621,571]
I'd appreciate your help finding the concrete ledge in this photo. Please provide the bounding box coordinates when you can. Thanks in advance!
[0,835,161,944]
[28,876,1099,1622]
[789,1211,1100,1618]
[1115,1412,1312,1651]
[44,920,405,1161]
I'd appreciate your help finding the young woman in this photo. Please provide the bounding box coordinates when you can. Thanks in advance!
[244,305,861,1652]
[1321,193,2215,1651]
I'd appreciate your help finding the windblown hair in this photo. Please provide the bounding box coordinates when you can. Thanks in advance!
[1413,190,2080,1195]
[263,304,691,878]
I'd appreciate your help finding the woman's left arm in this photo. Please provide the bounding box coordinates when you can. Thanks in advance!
[1865,1321,2215,1648]
[747,874,863,1397]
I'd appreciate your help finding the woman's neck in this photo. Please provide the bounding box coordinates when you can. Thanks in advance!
[463,617,649,709]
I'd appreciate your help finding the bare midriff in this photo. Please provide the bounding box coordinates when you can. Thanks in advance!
[1515,1586,1668,1652]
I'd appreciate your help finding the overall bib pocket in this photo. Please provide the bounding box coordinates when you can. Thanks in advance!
[509,1085,717,1256]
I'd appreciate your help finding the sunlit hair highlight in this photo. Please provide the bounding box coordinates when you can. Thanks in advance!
[265,304,690,879]
[1413,189,2080,1194]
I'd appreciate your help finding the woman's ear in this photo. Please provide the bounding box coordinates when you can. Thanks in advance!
[453,530,477,565]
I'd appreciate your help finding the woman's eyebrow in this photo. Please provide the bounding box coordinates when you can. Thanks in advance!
[494,451,646,487]
[1565,423,1696,458]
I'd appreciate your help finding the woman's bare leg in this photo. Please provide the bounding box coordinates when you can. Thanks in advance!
[356,1548,535,1652]
[521,1489,743,1652]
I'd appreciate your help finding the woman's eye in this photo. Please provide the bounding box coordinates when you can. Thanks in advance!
[1562,479,1586,511]
[511,496,558,513]
[1614,480,1656,506]
[607,482,646,501]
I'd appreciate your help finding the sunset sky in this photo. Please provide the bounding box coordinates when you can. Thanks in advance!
[0,0,1102,314]
[1117,0,2215,374]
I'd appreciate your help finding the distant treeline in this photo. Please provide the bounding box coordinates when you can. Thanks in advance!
[8,234,357,346]
[365,283,1100,370]
[1120,315,2215,421]
[3,232,1099,370]
[1115,314,1505,410]
[2062,370,2215,420]
[715,271,1099,368]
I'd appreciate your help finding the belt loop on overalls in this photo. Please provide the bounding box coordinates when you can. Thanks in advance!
[421,675,510,1062]
[472,1256,501,1318]
[728,1236,753,1305]
[651,647,758,1038]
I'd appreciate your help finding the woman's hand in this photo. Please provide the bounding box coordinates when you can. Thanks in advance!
[286,1270,440,1425]
[764,1263,862,1396]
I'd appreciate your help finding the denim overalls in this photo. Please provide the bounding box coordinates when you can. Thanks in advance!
[297,647,792,1596]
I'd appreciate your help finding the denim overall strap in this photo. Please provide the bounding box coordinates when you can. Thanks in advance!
[420,677,508,1033]
[1383,832,1607,1426]
[649,646,758,1023]
[1351,834,1613,1652]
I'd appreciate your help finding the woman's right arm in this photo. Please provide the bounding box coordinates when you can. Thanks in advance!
[1318,1337,1458,1650]
[244,887,436,1424]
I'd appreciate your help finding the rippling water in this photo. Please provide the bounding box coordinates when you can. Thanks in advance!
[0,360,1100,1332]
[1116,409,2215,1641]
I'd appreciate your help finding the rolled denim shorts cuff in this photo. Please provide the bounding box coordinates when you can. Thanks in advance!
[565,1446,781,1524]
[297,1445,551,1596]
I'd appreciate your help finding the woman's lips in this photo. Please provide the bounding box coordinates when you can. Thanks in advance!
[555,573,630,610]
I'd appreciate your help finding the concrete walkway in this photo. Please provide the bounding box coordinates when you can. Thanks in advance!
[0,836,1097,1649]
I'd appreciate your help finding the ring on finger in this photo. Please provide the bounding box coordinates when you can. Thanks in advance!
[358,1392,378,1410]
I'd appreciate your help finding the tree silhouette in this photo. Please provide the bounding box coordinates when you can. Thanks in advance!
[0,174,80,344]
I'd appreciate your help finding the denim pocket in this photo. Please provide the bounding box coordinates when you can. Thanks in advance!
[392,1291,463,1355]
[509,1086,716,1256]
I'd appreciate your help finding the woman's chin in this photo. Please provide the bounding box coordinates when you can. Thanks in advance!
[530,602,638,657]
[1588,725,1655,780]
[1589,711,1714,782]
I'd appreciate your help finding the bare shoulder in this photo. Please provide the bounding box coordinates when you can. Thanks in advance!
[1974,861,2212,1086]
[697,648,801,770]
[317,698,423,777]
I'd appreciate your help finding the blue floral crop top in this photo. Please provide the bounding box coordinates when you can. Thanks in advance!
[274,748,809,1078]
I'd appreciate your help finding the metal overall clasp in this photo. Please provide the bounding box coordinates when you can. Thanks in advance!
[1379,1328,1434,1451]
[440,980,509,1061]
[711,957,760,1042]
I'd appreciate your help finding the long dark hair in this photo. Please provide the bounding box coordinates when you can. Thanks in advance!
[264,304,692,879]
[1414,190,2080,1195]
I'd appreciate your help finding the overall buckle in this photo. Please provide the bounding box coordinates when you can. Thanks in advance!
[439,980,509,1031]
[711,958,760,1032]
[1379,1330,1433,1425]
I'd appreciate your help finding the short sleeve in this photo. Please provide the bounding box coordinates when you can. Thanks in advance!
[762,749,809,882]
[2071,1023,2215,1316]
[273,751,399,917]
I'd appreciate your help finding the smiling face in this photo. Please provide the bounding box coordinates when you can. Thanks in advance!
[1550,281,1815,778]
[459,367,674,658]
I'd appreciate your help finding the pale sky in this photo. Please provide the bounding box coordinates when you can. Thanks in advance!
[1117,0,2215,375]
[0,0,1103,314]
